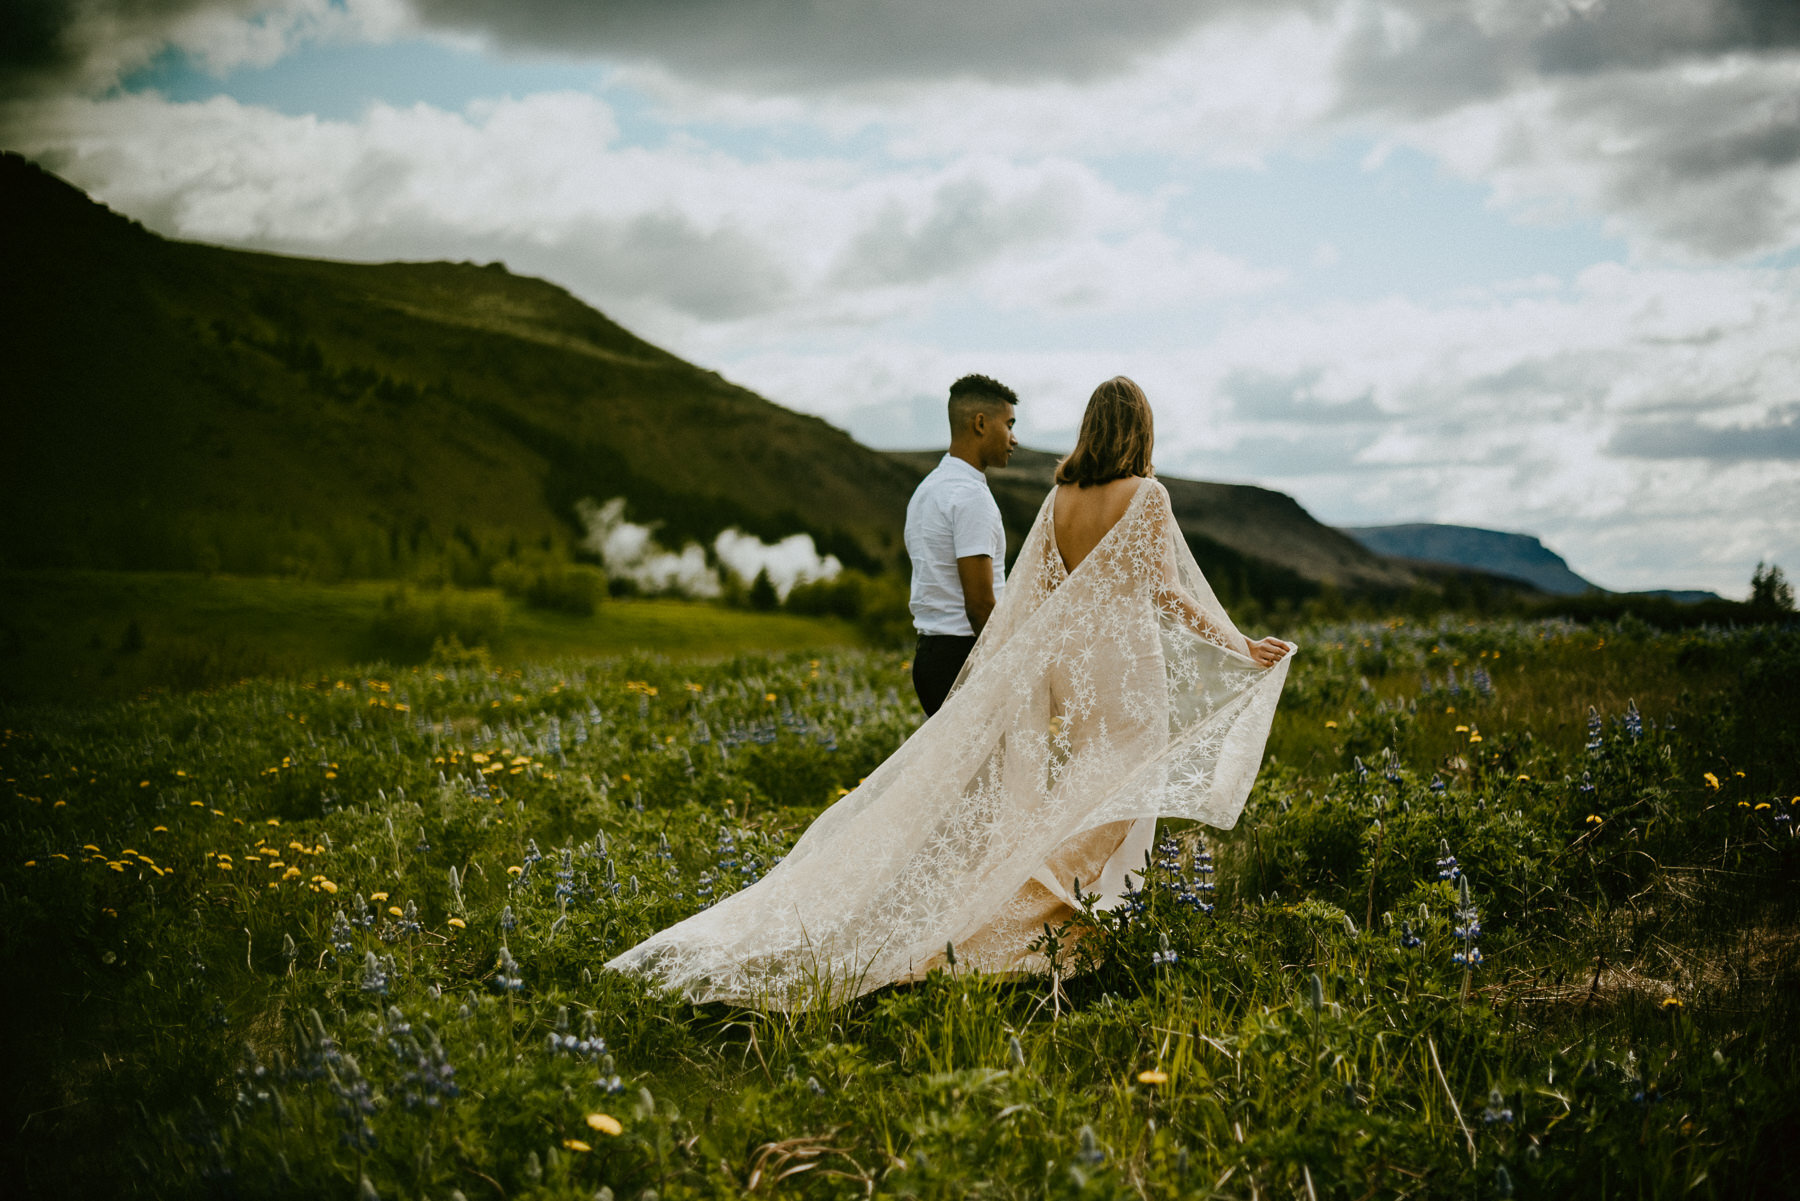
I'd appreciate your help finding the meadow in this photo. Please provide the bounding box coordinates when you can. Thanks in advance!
[3,616,1797,1199]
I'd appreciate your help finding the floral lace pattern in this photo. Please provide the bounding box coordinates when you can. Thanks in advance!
[606,478,1294,1008]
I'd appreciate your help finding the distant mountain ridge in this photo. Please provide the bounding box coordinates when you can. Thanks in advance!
[889,450,1415,599]
[1340,523,1598,595]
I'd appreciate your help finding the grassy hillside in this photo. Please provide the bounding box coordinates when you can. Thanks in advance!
[0,154,921,582]
[0,570,859,705]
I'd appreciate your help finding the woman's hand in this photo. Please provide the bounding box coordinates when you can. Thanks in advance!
[1248,637,1291,668]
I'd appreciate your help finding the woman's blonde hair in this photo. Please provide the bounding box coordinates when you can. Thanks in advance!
[1055,376,1154,487]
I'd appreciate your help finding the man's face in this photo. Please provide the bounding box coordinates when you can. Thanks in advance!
[977,403,1018,468]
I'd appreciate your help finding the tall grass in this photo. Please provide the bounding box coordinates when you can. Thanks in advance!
[1,618,1795,1198]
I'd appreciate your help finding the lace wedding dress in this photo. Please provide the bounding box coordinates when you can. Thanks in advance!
[605,477,1294,1007]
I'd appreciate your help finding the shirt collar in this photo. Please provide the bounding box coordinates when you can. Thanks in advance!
[938,453,987,483]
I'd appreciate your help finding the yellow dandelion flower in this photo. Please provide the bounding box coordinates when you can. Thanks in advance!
[24,859,37,867]
[1324,720,1337,729]
[324,772,337,779]
[448,917,466,929]
[1445,706,1456,714]
[1469,733,1483,743]
[1738,801,1751,809]
[586,1113,623,1136]
[153,826,167,833]
[1136,1069,1169,1085]
[1586,815,1603,824]
[320,880,338,894]
[562,1139,592,1153]
[82,844,100,853]
[507,865,523,876]
[1455,725,1469,733]
[1703,772,1720,789]
[371,892,389,902]
[1661,997,1683,1009]
[387,906,403,917]
[1756,802,1772,811]
[139,781,149,787]
[217,862,232,871]
[1516,775,1530,782]
[764,692,777,702]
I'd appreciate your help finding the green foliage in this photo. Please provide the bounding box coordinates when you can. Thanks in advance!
[492,554,607,616]
[785,569,916,647]
[1750,560,1795,612]
[368,584,508,662]
[2,622,1796,1198]
[747,568,779,612]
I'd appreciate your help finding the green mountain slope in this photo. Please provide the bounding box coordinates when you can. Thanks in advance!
[888,449,1417,602]
[0,153,920,580]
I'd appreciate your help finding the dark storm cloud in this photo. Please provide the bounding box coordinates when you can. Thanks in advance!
[1339,0,1800,117]
[1608,406,1800,461]
[1531,0,1800,76]
[0,0,246,91]
[406,0,1235,88]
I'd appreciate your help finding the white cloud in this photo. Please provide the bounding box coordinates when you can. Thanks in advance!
[5,0,1799,599]
[0,87,1281,352]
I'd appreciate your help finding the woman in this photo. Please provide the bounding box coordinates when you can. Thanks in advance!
[606,377,1294,1008]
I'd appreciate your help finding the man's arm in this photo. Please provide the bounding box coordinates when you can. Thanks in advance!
[956,554,997,634]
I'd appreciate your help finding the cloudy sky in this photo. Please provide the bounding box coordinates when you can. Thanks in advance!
[4,0,1798,595]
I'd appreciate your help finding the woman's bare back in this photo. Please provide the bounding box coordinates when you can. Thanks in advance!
[1052,476,1146,574]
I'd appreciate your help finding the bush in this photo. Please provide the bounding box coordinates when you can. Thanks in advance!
[368,585,506,662]
[492,554,606,616]
[785,569,915,646]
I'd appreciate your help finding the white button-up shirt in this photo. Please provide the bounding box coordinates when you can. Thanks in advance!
[904,454,1007,637]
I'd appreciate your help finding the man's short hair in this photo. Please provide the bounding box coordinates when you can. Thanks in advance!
[947,374,1018,433]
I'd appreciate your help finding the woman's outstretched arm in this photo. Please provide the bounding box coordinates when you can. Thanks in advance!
[1148,484,1289,666]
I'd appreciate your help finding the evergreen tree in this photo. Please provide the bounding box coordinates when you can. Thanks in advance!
[1750,561,1795,611]
[749,568,779,612]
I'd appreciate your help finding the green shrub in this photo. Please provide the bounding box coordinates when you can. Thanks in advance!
[368,584,506,661]
[492,554,606,616]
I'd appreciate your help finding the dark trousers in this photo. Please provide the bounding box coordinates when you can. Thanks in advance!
[912,633,978,717]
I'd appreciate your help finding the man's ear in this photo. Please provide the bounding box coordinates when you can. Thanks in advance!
[968,410,987,437]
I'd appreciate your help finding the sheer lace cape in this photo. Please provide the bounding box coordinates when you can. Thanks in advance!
[605,478,1294,1009]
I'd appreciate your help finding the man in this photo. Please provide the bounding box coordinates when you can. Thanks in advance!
[904,373,1019,716]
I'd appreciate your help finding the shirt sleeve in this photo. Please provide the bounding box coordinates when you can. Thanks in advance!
[949,485,998,560]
